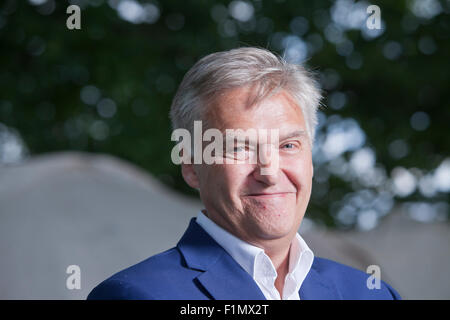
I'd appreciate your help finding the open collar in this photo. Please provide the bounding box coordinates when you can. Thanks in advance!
[177,218,341,300]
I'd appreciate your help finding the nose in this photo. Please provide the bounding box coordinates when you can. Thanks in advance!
[252,144,280,185]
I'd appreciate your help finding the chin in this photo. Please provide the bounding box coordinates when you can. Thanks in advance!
[247,206,300,240]
[254,224,294,241]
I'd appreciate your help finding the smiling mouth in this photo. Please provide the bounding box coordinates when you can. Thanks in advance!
[245,192,294,198]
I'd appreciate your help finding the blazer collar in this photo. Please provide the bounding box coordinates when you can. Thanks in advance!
[177,218,266,300]
[299,266,343,300]
[177,218,341,300]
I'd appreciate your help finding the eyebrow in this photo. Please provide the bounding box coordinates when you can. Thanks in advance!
[279,130,308,141]
[224,129,308,144]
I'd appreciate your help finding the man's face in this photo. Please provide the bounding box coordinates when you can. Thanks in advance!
[183,86,313,246]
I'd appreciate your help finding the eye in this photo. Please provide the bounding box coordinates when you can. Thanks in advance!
[225,144,248,156]
[230,145,245,153]
[282,143,296,149]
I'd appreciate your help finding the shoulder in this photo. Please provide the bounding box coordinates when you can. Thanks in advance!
[311,256,401,300]
[87,247,200,300]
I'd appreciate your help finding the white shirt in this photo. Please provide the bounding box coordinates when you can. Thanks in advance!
[196,211,314,300]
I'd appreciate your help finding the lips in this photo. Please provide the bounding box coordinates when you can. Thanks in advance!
[245,192,295,197]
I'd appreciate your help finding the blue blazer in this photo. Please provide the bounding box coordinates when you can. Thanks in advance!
[87,218,401,300]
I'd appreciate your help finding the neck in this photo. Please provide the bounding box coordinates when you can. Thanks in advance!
[263,239,291,269]
[202,209,294,296]
[267,240,291,297]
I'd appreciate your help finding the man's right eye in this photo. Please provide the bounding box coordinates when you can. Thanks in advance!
[223,144,251,160]
[224,144,245,153]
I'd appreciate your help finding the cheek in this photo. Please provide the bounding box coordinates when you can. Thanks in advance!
[283,156,313,191]
[220,165,257,211]
[222,165,253,192]
[203,164,251,197]
[198,165,223,195]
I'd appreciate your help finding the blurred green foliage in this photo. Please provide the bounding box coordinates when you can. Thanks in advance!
[1,0,449,228]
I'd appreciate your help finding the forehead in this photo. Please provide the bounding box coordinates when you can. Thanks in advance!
[205,86,306,132]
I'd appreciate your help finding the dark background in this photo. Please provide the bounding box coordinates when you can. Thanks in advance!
[1,0,449,230]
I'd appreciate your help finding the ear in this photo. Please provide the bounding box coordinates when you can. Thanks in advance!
[181,163,200,190]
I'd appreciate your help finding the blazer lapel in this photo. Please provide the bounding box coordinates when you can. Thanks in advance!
[196,251,267,300]
[177,218,266,300]
[299,266,342,300]
[178,218,342,300]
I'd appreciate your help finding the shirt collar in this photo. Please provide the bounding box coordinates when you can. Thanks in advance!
[195,210,314,283]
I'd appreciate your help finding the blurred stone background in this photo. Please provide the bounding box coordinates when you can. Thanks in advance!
[0,152,448,299]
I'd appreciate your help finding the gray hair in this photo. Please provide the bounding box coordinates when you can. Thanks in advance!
[169,47,322,145]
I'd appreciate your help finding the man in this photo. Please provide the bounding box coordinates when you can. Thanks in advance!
[87,47,401,300]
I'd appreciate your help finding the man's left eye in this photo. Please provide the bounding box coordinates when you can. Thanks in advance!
[282,143,296,149]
